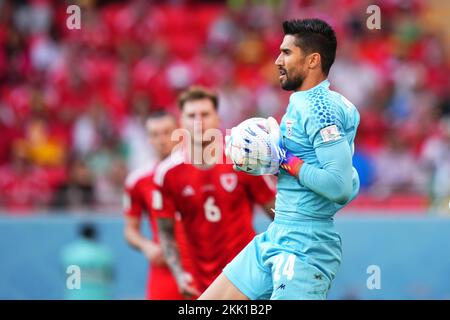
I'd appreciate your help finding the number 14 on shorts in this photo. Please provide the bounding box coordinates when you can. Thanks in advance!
[273,253,296,281]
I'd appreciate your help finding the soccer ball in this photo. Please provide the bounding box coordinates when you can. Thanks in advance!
[225,117,281,176]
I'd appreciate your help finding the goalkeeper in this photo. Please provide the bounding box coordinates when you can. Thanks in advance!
[199,18,360,300]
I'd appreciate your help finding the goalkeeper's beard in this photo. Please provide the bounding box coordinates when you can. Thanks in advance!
[281,73,304,91]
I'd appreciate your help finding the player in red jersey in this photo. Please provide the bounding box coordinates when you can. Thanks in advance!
[123,111,191,300]
[153,86,276,298]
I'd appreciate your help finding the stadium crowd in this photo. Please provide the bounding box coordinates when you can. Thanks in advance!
[0,0,449,213]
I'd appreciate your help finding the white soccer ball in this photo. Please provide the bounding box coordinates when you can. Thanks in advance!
[225,117,281,175]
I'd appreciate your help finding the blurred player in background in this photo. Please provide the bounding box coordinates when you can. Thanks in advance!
[200,18,360,300]
[123,111,189,300]
[153,86,276,298]
[61,223,114,300]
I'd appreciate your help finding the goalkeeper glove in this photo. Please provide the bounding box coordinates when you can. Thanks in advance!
[225,119,280,175]
[266,117,304,177]
[225,117,304,177]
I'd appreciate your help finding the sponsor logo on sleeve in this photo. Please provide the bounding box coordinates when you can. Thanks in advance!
[320,124,341,142]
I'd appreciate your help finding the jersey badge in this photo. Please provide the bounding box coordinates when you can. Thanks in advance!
[286,119,294,137]
[220,173,237,192]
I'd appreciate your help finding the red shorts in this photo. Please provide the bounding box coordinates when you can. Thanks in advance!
[146,265,184,300]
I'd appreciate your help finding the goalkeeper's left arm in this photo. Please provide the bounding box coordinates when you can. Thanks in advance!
[270,118,355,205]
[296,139,354,205]
[226,117,355,205]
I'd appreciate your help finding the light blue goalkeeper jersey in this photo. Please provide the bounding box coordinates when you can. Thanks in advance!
[275,79,360,221]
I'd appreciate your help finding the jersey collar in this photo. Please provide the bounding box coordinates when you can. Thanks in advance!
[289,79,330,102]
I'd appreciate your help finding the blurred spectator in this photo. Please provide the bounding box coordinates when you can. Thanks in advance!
[61,222,115,300]
[95,157,128,210]
[51,157,95,210]
[352,149,375,191]
[72,102,116,157]
[0,0,449,212]
[0,140,53,212]
[218,81,253,129]
[24,117,66,167]
[371,131,425,197]
[330,41,383,110]
[120,94,157,171]
[421,117,450,212]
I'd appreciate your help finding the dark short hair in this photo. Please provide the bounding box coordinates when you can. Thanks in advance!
[147,110,176,121]
[80,222,96,240]
[282,18,337,76]
[178,86,218,111]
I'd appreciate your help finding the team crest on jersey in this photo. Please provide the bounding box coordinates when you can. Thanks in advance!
[220,173,237,192]
[286,119,294,137]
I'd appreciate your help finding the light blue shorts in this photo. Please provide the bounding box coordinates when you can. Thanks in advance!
[223,218,342,300]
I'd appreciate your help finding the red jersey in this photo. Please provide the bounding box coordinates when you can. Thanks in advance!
[152,150,276,292]
[124,164,159,239]
[123,163,191,299]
